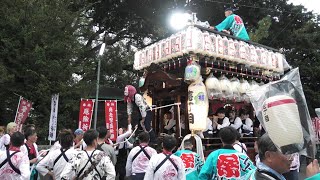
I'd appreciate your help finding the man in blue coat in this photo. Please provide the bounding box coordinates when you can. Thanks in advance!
[198,126,255,180]
[215,8,250,40]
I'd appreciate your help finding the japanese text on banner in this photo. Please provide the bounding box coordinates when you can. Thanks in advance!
[78,99,95,132]
[105,100,118,141]
[14,97,32,132]
[48,94,59,141]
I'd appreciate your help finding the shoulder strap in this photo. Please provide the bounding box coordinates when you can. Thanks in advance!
[235,143,247,153]
[25,144,30,155]
[3,150,21,175]
[77,150,93,178]
[132,146,151,163]
[53,148,69,167]
[154,154,178,174]
[96,143,104,151]
[0,150,19,169]
[77,150,102,179]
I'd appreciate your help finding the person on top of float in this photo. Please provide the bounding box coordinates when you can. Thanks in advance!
[213,7,250,41]
[124,85,156,143]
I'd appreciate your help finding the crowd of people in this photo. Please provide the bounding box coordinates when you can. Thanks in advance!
[1,121,320,180]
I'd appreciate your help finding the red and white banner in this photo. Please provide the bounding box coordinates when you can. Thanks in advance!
[14,97,32,132]
[78,99,95,132]
[105,100,118,141]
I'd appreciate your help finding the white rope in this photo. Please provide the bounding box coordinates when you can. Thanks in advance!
[180,134,205,162]
[113,125,138,146]
[147,103,181,111]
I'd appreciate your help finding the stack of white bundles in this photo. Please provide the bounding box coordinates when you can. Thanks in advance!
[160,40,166,62]
[165,39,172,61]
[234,40,241,63]
[275,53,285,74]
[262,95,303,151]
[202,31,212,56]
[222,36,229,60]
[145,47,151,66]
[230,77,241,101]
[249,45,258,67]
[205,73,222,100]
[239,41,246,64]
[188,80,209,131]
[219,75,233,99]
[184,62,201,83]
[256,47,262,68]
[210,33,217,57]
[216,34,224,59]
[228,38,236,62]
[260,48,267,69]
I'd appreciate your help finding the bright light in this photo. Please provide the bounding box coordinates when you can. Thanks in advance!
[169,12,191,30]
[99,43,106,56]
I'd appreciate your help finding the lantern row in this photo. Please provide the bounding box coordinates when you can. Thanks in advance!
[134,26,287,75]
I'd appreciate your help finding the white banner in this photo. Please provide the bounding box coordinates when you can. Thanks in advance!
[48,94,59,141]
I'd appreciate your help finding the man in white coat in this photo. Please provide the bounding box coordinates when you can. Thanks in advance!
[144,135,185,180]
[0,132,30,180]
[126,132,157,180]
[36,129,77,179]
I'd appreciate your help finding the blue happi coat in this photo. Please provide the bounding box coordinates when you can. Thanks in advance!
[198,146,256,180]
[174,149,203,180]
[215,14,250,41]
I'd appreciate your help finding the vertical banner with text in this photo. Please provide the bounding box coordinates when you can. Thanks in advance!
[14,97,32,132]
[48,94,59,141]
[105,100,118,141]
[78,99,95,132]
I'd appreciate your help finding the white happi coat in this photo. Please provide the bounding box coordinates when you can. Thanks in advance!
[125,144,157,176]
[0,150,30,180]
[144,153,186,180]
[36,148,78,180]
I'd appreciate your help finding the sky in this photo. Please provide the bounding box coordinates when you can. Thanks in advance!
[288,0,320,14]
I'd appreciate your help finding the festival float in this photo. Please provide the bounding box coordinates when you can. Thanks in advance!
[132,13,315,160]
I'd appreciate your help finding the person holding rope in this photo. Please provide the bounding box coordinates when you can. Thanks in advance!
[125,132,157,180]
[124,85,156,144]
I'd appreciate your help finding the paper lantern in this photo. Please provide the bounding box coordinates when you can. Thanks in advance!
[228,38,236,62]
[134,51,141,70]
[275,53,284,74]
[222,36,229,60]
[188,81,209,131]
[184,62,201,83]
[260,48,267,69]
[205,73,222,100]
[234,40,241,63]
[239,41,246,63]
[249,45,258,67]
[262,95,303,151]
[244,43,250,64]
[209,33,217,57]
[202,32,212,56]
[249,80,260,92]
[181,31,187,54]
[216,35,224,59]
[256,47,262,68]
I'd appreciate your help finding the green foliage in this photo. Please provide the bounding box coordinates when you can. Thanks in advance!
[249,16,272,42]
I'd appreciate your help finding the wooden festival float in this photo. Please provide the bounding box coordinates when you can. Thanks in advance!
[133,23,290,160]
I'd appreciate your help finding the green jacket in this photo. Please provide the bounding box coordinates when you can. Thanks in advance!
[216,14,250,41]
[174,149,203,180]
[198,146,256,180]
[306,173,320,180]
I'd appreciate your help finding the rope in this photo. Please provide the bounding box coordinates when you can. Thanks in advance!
[113,125,138,146]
